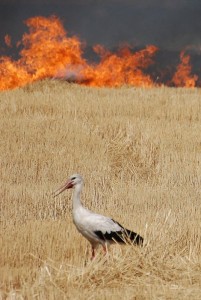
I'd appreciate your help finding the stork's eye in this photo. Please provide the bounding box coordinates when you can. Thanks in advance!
[71,177,76,180]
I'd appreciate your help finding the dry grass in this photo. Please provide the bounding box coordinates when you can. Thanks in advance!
[0,80,201,299]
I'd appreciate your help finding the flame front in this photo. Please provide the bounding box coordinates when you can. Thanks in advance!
[81,45,158,87]
[0,16,85,90]
[172,51,198,87]
[0,16,198,90]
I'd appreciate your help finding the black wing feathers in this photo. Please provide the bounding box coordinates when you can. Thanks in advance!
[124,228,143,245]
[94,230,126,243]
[94,226,143,246]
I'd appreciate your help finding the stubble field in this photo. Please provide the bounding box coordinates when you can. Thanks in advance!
[0,80,201,299]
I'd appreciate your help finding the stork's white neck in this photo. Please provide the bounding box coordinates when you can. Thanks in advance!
[72,182,83,211]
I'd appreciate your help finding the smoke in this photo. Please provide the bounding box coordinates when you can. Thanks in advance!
[1,0,201,51]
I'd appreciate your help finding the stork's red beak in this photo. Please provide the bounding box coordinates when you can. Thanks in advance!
[53,180,74,197]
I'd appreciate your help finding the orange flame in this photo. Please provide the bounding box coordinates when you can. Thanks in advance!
[81,44,158,87]
[0,16,198,90]
[172,51,198,87]
[0,16,85,90]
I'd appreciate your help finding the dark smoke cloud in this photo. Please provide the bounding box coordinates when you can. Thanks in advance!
[0,0,201,51]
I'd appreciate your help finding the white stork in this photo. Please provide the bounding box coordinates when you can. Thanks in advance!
[53,174,143,259]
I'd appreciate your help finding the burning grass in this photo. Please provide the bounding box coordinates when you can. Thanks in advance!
[0,16,199,90]
[0,80,201,299]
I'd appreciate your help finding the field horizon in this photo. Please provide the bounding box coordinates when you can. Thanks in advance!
[0,80,201,299]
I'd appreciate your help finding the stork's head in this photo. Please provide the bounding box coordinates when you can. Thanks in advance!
[53,174,83,197]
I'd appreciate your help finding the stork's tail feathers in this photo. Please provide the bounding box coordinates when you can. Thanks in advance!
[112,220,143,246]
[124,228,144,246]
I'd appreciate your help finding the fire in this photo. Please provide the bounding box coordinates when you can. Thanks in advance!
[0,16,199,90]
[172,51,198,87]
[81,45,158,87]
[0,16,85,90]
